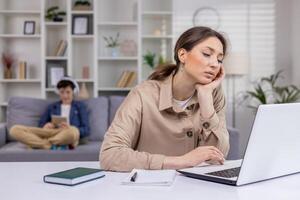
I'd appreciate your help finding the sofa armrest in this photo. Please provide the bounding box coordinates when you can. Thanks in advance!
[227,127,241,160]
[0,123,7,147]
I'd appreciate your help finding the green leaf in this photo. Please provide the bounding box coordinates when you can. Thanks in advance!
[143,51,156,68]
[57,11,66,16]
[47,6,59,13]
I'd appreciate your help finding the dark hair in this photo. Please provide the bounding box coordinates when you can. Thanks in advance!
[148,26,227,81]
[57,80,75,90]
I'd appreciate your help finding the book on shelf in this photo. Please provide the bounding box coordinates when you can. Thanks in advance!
[116,71,137,88]
[55,40,68,56]
[18,61,27,79]
[126,71,137,87]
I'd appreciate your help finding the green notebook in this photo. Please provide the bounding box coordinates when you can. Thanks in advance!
[44,167,105,186]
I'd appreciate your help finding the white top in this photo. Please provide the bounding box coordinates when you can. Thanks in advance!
[1,161,300,200]
[172,95,193,110]
[61,104,71,123]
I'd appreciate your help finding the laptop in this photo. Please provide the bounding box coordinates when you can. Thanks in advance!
[178,103,300,186]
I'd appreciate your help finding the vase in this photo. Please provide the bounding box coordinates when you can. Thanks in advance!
[4,67,13,79]
[108,47,120,57]
[78,82,90,99]
[82,65,90,79]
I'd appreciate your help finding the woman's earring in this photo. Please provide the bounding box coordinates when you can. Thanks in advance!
[180,63,185,72]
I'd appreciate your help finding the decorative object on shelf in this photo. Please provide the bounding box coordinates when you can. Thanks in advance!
[153,29,162,36]
[73,0,92,11]
[78,82,90,99]
[82,65,90,79]
[160,39,167,61]
[240,70,300,111]
[143,51,167,69]
[72,15,91,35]
[45,6,66,22]
[103,32,120,57]
[46,62,67,88]
[192,6,221,29]
[120,40,137,56]
[1,52,15,79]
[54,40,68,56]
[23,21,35,35]
[18,61,27,79]
[143,51,156,69]
[161,18,167,36]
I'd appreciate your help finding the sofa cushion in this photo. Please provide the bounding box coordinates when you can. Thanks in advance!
[109,96,126,124]
[7,97,52,141]
[7,96,109,142]
[0,141,102,161]
[83,97,109,141]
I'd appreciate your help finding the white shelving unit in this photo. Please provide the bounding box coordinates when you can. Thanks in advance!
[0,0,174,122]
[96,0,140,95]
[140,0,173,80]
[0,0,42,121]
[0,79,41,83]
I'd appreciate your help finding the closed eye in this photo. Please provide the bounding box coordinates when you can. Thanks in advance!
[202,53,211,57]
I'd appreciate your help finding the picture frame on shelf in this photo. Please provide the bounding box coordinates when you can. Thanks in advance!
[23,21,35,35]
[72,15,89,35]
[46,62,67,88]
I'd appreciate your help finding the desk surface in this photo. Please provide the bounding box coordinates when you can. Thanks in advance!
[1,161,300,200]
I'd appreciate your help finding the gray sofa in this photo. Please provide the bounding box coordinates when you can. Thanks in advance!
[0,96,240,162]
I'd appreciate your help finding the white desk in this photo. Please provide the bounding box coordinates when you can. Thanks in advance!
[1,161,300,200]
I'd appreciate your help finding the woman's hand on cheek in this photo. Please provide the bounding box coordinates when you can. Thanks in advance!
[195,66,225,94]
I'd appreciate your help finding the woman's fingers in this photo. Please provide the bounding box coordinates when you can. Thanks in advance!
[208,146,224,157]
[208,152,224,165]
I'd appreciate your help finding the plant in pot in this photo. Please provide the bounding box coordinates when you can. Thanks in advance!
[1,52,15,79]
[45,6,66,22]
[103,32,120,57]
[143,51,156,69]
[241,70,300,111]
[73,0,92,11]
[143,51,169,69]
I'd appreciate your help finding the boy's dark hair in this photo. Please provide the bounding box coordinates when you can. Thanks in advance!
[56,80,75,90]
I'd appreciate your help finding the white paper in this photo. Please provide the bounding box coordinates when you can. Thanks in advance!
[74,17,88,34]
[121,169,176,186]
[51,67,64,86]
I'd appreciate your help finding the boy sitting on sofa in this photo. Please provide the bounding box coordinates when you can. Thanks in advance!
[9,77,90,150]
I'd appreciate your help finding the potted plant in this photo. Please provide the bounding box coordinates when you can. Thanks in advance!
[1,52,15,79]
[103,32,120,57]
[143,51,156,69]
[241,70,300,111]
[73,0,92,11]
[45,6,66,22]
[143,51,168,69]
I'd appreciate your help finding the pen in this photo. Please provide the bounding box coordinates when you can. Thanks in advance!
[130,171,138,182]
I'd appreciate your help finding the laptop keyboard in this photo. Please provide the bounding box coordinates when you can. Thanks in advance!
[205,167,241,178]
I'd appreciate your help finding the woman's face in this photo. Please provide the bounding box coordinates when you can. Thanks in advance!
[180,36,224,85]
[58,86,74,104]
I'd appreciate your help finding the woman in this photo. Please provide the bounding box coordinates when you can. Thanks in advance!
[100,26,229,171]
[10,77,90,150]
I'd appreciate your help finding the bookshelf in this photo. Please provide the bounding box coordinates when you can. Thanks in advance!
[96,0,139,96]
[141,0,174,80]
[0,0,174,122]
